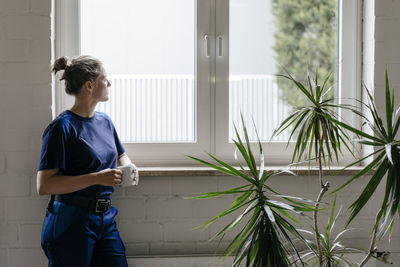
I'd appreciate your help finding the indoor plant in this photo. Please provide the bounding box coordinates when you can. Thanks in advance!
[327,69,400,266]
[272,69,355,267]
[187,115,316,266]
[294,196,363,267]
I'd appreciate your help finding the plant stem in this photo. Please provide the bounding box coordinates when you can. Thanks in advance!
[359,212,379,267]
[314,149,330,267]
[318,152,324,188]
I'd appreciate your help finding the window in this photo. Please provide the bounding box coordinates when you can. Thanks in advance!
[54,0,361,166]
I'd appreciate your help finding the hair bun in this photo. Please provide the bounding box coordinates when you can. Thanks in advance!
[52,56,69,74]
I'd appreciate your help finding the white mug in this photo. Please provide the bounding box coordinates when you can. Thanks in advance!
[117,164,136,187]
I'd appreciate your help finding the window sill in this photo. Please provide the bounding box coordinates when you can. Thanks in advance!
[138,166,370,177]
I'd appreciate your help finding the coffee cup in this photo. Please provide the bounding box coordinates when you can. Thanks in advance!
[117,164,136,187]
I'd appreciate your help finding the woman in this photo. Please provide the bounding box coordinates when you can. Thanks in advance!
[37,55,139,267]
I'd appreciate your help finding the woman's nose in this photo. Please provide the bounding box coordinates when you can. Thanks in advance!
[107,80,111,87]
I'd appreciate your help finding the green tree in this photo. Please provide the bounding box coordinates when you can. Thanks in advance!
[272,0,338,108]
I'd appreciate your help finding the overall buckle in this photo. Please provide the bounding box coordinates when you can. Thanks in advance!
[95,199,111,213]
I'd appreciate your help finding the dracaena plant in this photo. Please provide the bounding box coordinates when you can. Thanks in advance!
[327,69,400,266]
[187,114,316,267]
[294,196,363,267]
[272,70,354,267]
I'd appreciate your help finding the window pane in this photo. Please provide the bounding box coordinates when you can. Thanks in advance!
[80,0,196,143]
[229,0,338,142]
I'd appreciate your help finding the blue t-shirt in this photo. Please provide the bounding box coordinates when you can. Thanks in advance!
[38,110,125,198]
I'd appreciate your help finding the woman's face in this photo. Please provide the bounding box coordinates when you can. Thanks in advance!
[92,67,111,102]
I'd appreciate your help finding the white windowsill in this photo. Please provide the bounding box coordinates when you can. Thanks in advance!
[138,166,370,177]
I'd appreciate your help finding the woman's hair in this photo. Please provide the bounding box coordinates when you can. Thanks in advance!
[52,55,103,95]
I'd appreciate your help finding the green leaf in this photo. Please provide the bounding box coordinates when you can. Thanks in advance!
[365,88,388,139]
[385,143,393,164]
[277,74,317,105]
[231,190,254,208]
[274,214,310,265]
[287,109,311,145]
[200,199,254,229]
[240,113,258,179]
[206,152,258,185]
[233,125,258,179]
[224,208,260,257]
[385,68,393,138]
[316,85,322,103]
[187,154,257,186]
[187,185,252,199]
[376,167,394,229]
[332,151,384,194]
[322,112,383,142]
[272,194,320,205]
[393,105,400,134]
[230,209,261,263]
[251,116,263,156]
[328,195,337,233]
[347,159,389,226]
[272,109,302,138]
[354,139,384,146]
[224,200,258,234]
[263,205,276,223]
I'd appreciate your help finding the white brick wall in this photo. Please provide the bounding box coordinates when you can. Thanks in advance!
[111,174,400,258]
[0,1,51,266]
[0,0,399,266]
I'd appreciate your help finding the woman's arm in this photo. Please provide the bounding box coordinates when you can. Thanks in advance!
[117,153,139,186]
[36,168,122,196]
[117,152,133,166]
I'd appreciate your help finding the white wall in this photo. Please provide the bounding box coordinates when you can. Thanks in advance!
[0,0,399,266]
[0,0,52,266]
[112,174,398,257]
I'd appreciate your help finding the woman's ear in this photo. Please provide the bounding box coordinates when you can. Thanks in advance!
[83,80,94,93]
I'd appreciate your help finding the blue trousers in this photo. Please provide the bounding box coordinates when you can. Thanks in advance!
[41,201,128,267]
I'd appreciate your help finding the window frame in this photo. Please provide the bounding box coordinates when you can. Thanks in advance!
[54,0,214,167]
[54,0,362,167]
[214,0,362,166]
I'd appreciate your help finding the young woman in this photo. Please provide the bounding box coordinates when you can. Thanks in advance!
[37,55,139,267]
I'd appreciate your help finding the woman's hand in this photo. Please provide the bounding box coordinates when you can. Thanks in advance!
[133,168,139,186]
[96,168,123,187]
[118,153,139,187]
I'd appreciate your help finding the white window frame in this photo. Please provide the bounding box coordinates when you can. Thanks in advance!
[214,0,362,166]
[53,0,361,167]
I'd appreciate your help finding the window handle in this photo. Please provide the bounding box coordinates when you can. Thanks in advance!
[217,35,223,57]
[204,34,210,58]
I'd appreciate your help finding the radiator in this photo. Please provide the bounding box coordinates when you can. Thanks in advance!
[97,74,290,143]
[127,255,243,267]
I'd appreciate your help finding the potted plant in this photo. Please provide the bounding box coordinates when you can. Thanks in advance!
[187,115,316,266]
[326,69,400,266]
[272,69,355,267]
[187,69,399,266]
[294,196,363,267]
[275,68,399,266]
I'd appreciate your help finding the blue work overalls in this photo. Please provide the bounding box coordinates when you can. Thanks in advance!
[41,200,128,267]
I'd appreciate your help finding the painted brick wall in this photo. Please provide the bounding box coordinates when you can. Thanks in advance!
[0,0,399,266]
[112,174,399,257]
[0,0,52,266]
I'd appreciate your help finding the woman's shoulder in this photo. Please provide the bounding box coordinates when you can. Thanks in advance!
[95,111,112,121]
[94,111,115,127]
[43,111,74,135]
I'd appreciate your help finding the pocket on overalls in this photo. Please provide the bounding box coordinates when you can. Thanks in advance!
[52,201,78,240]
[41,209,55,251]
